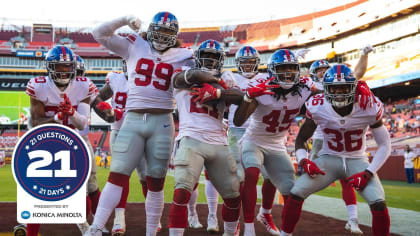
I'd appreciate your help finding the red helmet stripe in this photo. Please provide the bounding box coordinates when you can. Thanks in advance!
[320,60,324,65]
[246,46,250,56]
[163,12,169,24]
[210,40,214,48]
[60,46,67,60]
[336,64,341,81]
[284,50,291,61]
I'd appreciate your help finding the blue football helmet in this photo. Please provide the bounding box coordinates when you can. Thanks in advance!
[147,11,179,51]
[323,64,357,108]
[267,49,300,89]
[75,55,86,77]
[309,59,330,82]
[195,39,225,75]
[45,45,77,86]
[235,45,260,78]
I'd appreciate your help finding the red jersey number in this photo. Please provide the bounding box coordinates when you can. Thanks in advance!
[189,97,219,119]
[312,94,324,106]
[323,128,364,152]
[262,109,300,133]
[114,92,127,109]
[134,58,173,91]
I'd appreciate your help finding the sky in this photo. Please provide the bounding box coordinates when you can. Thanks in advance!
[0,0,356,30]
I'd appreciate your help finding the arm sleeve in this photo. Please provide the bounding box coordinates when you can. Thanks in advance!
[69,103,90,130]
[92,16,131,59]
[366,125,391,174]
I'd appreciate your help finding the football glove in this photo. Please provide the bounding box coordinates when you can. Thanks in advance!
[355,81,376,110]
[126,15,141,32]
[96,101,112,111]
[190,83,221,104]
[300,158,325,178]
[59,94,75,116]
[114,108,124,121]
[246,77,279,99]
[360,44,374,56]
[346,170,372,190]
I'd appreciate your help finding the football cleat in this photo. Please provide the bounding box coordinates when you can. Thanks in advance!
[83,225,102,236]
[207,214,219,233]
[345,218,363,235]
[256,213,280,235]
[13,224,27,236]
[77,221,90,235]
[188,214,203,229]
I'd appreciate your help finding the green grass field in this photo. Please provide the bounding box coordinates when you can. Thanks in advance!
[0,91,30,122]
[1,165,419,212]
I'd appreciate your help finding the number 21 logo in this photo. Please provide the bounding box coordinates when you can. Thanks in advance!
[27,150,76,178]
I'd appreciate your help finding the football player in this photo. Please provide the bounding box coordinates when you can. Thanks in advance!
[228,45,282,235]
[167,39,275,236]
[25,46,99,236]
[281,64,391,236]
[92,60,155,235]
[233,49,316,236]
[308,44,374,234]
[86,12,194,236]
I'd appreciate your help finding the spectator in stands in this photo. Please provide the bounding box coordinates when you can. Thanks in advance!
[404,145,415,184]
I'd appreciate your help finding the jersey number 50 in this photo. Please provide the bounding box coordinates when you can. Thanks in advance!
[134,58,173,91]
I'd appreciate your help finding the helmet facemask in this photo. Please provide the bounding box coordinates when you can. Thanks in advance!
[236,57,259,78]
[324,83,356,108]
[147,24,178,51]
[268,63,300,89]
[76,60,86,77]
[47,61,76,86]
[196,50,224,75]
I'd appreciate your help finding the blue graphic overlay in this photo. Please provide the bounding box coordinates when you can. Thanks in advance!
[13,125,90,201]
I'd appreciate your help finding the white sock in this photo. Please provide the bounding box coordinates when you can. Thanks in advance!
[145,190,164,236]
[205,180,219,216]
[188,188,199,216]
[259,207,271,215]
[280,230,292,236]
[169,228,185,236]
[347,204,358,220]
[92,182,122,229]
[244,222,255,234]
[224,220,239,234]
[114,208,125,226]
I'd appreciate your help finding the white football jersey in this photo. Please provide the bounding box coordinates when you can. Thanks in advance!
[175,70,236,145]
[312,80,324,140]
[306,94,384,159]
[26,76,97,132]
[241,77,314,151]
[124,34,194,111]
[106,71,129,131]
[228,73,269,129]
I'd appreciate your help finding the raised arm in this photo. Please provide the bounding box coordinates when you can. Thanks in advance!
[354,44,373,80]
[92,16,141,59]
[173,69,221,89]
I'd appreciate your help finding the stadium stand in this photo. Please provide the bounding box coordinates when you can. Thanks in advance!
[0,0,419,181]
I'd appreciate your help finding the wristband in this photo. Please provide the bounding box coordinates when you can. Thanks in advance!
[54,113,63,124]
[296,148,308,163]
[243,94,254,103]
